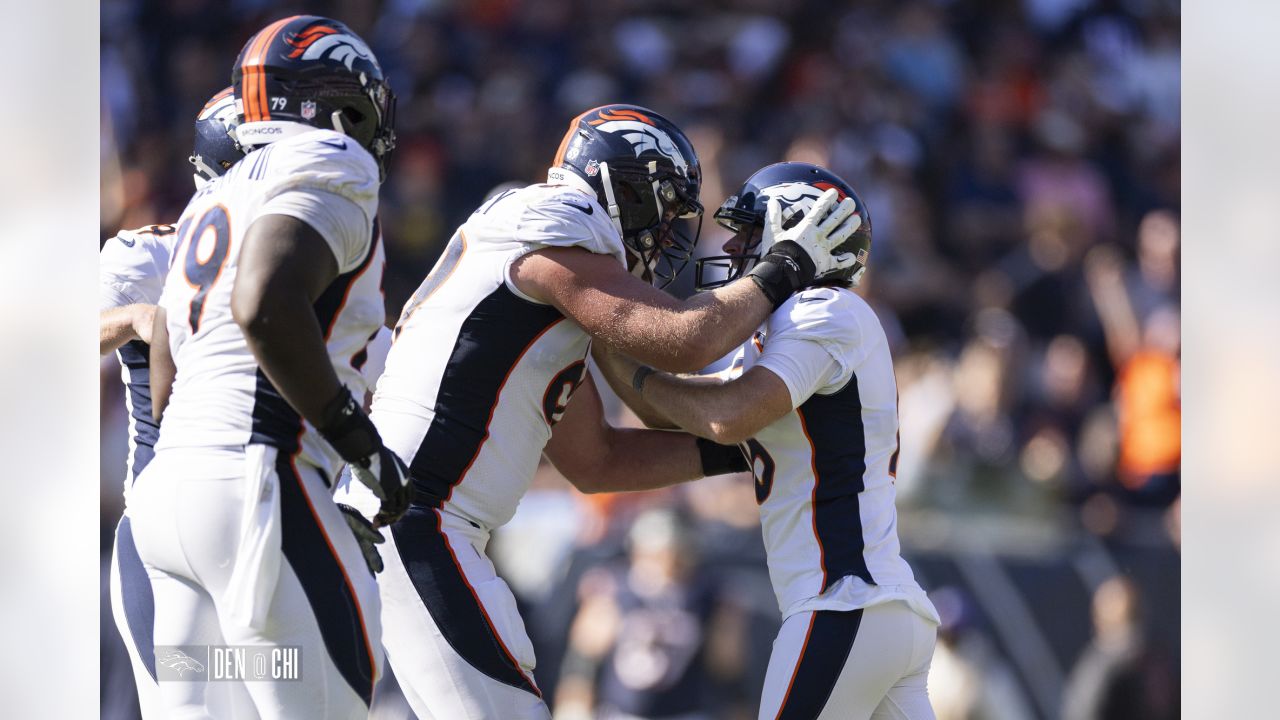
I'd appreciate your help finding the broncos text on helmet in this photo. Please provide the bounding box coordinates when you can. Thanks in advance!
[548,104,702,288]
[232,15,396,181]
[695,162,873,291]
[189,87,245,188]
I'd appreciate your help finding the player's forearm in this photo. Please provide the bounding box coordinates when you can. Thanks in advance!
[100,304,153,355]
[573,427,702,493]
[235,289,344,426]
[611,279,771,373]
[639,372,758,445]
[591,345,677,429]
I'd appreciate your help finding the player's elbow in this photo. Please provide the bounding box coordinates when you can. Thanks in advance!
[230,282,268,337]
[704,420,751,446]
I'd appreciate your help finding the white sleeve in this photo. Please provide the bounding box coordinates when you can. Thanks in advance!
[255,132,380,273]
[755,336,845,408]
[515,192,626,265]
[258,188,372,273]
[754,287,869,407]
[98,228,174,310]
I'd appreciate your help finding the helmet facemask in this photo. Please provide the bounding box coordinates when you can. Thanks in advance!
[600,159,702,289]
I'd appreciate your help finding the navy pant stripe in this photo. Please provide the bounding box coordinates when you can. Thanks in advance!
[277,454,376,706]
[776,609,863,720]
[390,507,541,698]
[114,516,158,681]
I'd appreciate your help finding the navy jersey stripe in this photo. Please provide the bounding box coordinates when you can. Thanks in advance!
[113,516,158,682]
[797,372,873,589]
[390,506,542,697]
[315,219,380,340]
[408,285,563,503]
[277,452,376,706]
[248,370,302,452]
[774,609,862,720]
[118,341,160,448]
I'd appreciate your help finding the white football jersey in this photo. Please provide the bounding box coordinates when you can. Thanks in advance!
[155,129,386,480]
[731,286,939,624]
[101,223,181,486]
[371,182,624,530]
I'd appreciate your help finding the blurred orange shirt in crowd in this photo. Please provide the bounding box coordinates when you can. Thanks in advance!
[1116,350,1181,486]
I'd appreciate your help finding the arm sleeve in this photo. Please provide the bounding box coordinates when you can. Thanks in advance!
[258,188,372,273]
[755,336,846,408]
[515,192,626,265]
[98,230,171,310]
[254,133,380,273]
[754,287,867,407]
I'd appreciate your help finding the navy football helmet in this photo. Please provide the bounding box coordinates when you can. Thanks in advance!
[695,162,872,291]
[189,87,244,188]
[232,15,396,180]
[548,104,702,288]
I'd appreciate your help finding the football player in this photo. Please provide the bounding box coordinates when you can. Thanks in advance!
[100,86,245,718]
[128,15,408,717]
[338,104,862,719]
[596,163,942,720]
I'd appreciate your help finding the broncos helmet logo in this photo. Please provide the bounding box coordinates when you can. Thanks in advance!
[285,25,378,71]
[760,181,850,225]
[589,118,690,175]
[157,650,206,678]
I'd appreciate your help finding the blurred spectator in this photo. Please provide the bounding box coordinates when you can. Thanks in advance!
[554,508,727,720]
[928,587,1036,720]
[1061,576,1179,720]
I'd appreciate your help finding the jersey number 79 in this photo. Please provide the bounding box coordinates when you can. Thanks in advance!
[175,204,232,333]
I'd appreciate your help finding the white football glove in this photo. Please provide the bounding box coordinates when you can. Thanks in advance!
[764,188,862,280]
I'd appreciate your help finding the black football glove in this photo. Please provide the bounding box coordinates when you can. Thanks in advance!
[318,386,412,527]
[337,503,385,574]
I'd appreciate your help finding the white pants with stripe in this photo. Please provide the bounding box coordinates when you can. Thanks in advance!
[759,600,937,720]
[337,482,549,720]
[127,445,384,719]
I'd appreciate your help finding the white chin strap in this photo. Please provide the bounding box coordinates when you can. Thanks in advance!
[597,161,625,237]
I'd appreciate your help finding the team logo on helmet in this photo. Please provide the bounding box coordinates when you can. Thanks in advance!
[760,181,850,216]
[587,109,690,173]
[285,25,377,71]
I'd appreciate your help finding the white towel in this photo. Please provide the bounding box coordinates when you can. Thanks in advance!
[224,444,283,630]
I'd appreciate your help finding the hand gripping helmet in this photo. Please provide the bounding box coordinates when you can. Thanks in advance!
[232,15,396,180]
[695,162,872,291]
[189,87,245,188]
[548,104,703,288]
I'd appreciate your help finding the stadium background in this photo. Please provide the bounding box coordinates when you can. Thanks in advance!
[99,1,1180,718]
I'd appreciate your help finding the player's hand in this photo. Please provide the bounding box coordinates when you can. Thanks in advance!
[766,188,861,280]
[349,445,412,528]
[336,503,385,574]
[747,188,861,308]
[317,386,413,526]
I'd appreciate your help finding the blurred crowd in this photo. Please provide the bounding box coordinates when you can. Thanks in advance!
[101,0,1180,718]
